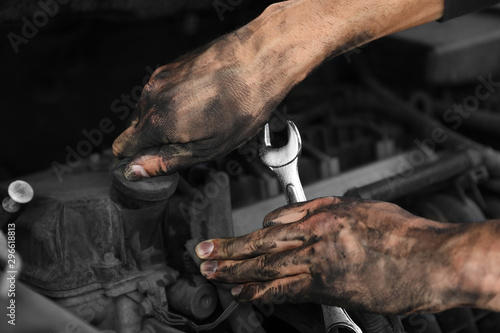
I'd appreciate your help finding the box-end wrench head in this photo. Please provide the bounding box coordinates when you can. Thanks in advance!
[259,121,306,203]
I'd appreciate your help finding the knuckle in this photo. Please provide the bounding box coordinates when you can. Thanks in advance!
[248,256,268,280]
[112,141,122,157]
[241,285,259,302]
[262,215,273,228]
[248,229,265,249]
[226,262,240,278]
[150,66,167,80]
[262,207,285,226]
[262,219,278,228]
[141,81,156,97]
[254,237,267,252]
[219,239,236,257]
[257,255,268,272]
[156,156,174,175]
[375,201,398,211]
[324,196,340,205]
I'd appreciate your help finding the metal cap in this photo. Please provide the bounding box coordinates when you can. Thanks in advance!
[8,180,34,204]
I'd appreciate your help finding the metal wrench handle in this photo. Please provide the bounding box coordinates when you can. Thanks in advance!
[260,121,362,333]
[274,160,306,204]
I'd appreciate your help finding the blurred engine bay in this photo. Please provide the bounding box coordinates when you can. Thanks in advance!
[1,2,500,333]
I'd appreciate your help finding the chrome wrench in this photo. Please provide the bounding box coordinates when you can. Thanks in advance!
[259,120,362,333]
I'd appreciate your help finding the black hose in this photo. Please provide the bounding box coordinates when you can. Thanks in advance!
[354,60,483,150]
[456,109,500,135]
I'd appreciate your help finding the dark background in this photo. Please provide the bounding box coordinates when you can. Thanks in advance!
[0,0,275,178]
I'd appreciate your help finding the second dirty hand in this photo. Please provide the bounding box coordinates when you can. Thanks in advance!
[195,197,472,315]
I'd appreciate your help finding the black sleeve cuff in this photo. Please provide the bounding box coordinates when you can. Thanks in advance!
[439,0,500,21]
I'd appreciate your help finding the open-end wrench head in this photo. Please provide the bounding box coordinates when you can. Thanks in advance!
[259,121,302,169]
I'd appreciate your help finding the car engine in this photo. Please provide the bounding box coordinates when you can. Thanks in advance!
[1,1,500,333]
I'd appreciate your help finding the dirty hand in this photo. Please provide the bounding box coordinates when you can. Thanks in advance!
[113,0,445,180]
[112,3,318,181]
[195,197,499,314]
[112,37,281,180]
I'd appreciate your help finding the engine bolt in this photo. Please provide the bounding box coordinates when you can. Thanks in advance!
[137,279,151,294]
[2,180,34,213]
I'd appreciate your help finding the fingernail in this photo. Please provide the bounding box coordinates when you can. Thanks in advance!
[200,261,218,275]
[196,241,214,258]
[231,285,243,297]
[124,165,149,181]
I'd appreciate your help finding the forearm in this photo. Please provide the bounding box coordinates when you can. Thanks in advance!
[446,220,500,311]
[238,0,444,89]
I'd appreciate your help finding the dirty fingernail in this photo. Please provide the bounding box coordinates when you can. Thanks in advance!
[124,165,149,181]
[200,261,218,275]
[231,285,243,297]
[196,241,214,258]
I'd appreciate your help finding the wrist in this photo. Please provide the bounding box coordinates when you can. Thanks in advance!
[242,0,444,85]
[444,221,500,311]
[398,218,483,313]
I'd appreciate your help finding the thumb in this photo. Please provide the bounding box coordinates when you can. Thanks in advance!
[112,117,161,159]
[123,144,199,181]
[112,116,140,159]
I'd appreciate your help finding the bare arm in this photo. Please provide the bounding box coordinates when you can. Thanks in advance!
[195,197,500,314]
[448,219,500,312]
[112,0,445,180]
[240,0,445,89]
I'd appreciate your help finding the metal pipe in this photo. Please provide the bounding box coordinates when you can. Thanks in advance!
[345,149,482,201]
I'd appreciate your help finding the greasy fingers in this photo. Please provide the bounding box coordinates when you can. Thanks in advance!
[232,274,312,304]
[201,249,311,283]
[196,196,460,314]
[195,224,307,260]
[123,144,199,181]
